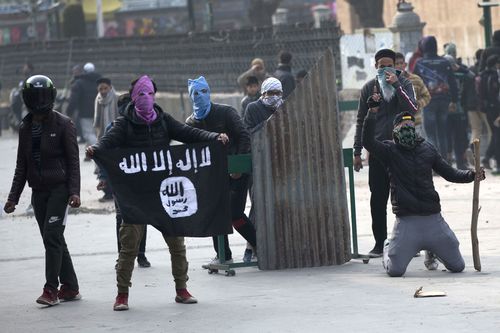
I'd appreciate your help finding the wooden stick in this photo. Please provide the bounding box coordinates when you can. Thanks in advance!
[471,139,481,272]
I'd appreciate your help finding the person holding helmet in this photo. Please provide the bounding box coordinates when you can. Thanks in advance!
[4,75,82,306]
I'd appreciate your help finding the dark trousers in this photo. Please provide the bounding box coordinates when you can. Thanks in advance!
[31,184,79,291]
[424,99,450,157]
[115,199,147,256]
[213,174,257,260]
[368,155,390,248]
[446,111,469,169]
[485,108,500,163]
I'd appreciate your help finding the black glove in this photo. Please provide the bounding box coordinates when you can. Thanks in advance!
[367,95,381,109]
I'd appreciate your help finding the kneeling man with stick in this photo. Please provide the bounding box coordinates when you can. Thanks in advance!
[362,97,485,277]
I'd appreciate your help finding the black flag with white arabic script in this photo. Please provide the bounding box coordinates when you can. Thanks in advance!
[94,142,232,237]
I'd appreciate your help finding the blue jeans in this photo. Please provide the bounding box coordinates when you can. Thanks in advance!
[424,99,449,157]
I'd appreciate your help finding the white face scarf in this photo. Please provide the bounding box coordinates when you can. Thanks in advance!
[376,67,397,102]
[260,77,284,109]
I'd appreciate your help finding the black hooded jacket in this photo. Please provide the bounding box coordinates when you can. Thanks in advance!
[273,64,296,98]
[479,32,500,71]
[413,36,458,103]
[67,72,102,118]
[362,111,475,217]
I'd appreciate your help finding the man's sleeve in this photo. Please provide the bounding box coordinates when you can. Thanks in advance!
[393,78,418,114]
[237,68,255,90]
[353,85,369,156]
[227,107,251,154]
[361,111,391,160]
[415,76,431,110]
[447,63,459,103]
[432,147,474,183]
[94,117,127,151]
[169,114,219,143]
[66,82,81,118]
[7,133,27,204]
[63,119,81,197]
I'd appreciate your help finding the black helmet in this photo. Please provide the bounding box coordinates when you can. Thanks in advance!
[22,75,57,114]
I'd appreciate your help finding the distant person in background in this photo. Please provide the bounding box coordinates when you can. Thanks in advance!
[442,43,470,169]
[93,77,118,202]
[479,55,500,173]
[461,49,491,165]
[479,30,500,72]
[408,39,424,73]
[237,58,270,90]
[10,62,34,128]
[240,76,260,119]
[413,36,458,159]
[273,51,296,98]
[67,62,102,159]
[395,52,431,137]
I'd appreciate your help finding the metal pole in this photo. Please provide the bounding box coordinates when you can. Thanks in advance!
[187,0,196,31]
[483,0,493,47]
[96,0,104,38]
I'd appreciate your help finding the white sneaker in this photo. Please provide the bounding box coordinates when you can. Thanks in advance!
[202,257,233,269]
[424,251,439,270]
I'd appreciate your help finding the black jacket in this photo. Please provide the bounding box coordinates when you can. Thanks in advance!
[413,36,458,103]
[186,103,250,155]
[273,64,296,98]
[67,72,102,119]
[241,93,260,119]
[479,40,500,72]
[8,111,80,203]
[94,103,219,150]
[353,75,418,156]
[362,111,475,217]
[244,99,276,134]
[461,63,480,112]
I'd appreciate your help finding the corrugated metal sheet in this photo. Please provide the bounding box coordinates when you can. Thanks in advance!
[252,49,351,270]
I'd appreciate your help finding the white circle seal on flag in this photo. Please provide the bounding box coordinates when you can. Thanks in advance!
[159,177,198,218]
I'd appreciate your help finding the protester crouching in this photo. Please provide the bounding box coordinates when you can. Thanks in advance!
[4,75,82,306]
[362,108,485,277]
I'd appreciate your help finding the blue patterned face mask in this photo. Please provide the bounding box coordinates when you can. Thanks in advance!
[376,67,396,102]
[188,76,211,120]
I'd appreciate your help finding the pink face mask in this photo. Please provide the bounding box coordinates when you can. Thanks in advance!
[131,75,157,125]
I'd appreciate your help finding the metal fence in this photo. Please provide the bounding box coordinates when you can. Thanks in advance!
[0,22,341,93]
[252,49,351,270]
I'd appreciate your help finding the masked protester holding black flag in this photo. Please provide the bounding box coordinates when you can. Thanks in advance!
[185,76,257,265]
[362,107,485,277]
[4,75,82,306]
[353,49,418,257]
[86,75,229,311]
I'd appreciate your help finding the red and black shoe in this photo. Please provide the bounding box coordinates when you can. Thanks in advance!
[58,285,82,302]
[175,288,198,304]
[36,287,60,306]
[113,293,129,311]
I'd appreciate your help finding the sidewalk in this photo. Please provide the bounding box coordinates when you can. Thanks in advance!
[1,129,499,333]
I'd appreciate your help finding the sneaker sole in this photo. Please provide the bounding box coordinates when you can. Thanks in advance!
[113,304,129,311]
[175,296,198,304]
[59,293,82,302]
[36,298,60,306]
[368,253,383,258]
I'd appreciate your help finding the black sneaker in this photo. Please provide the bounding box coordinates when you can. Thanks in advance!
[243,249,253,263]
[137,255,151,268]
[368,246,383,258]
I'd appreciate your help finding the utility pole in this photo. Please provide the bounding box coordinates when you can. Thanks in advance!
[478,1,499,47]
[96,0,104,37]
[187,0,196,31]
